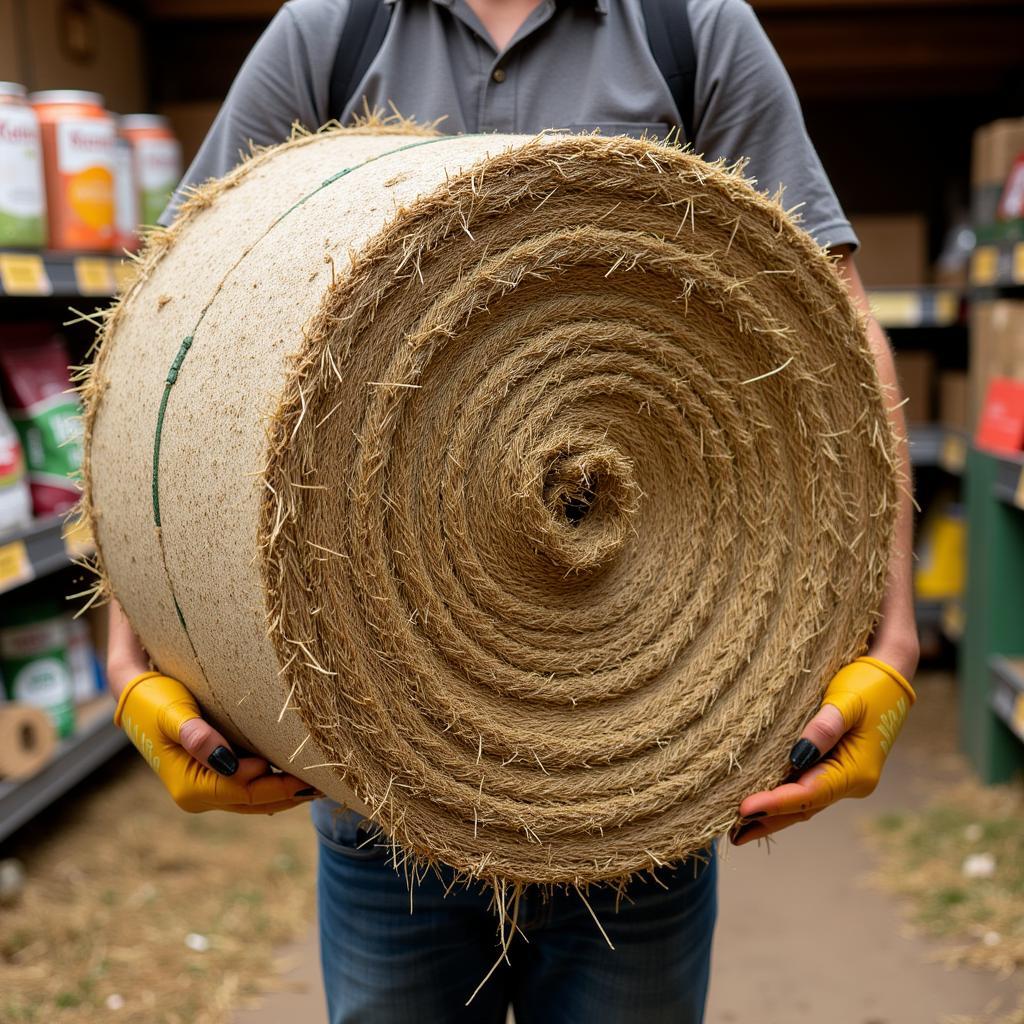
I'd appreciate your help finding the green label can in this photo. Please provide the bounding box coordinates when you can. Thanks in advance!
[0,612,74,738]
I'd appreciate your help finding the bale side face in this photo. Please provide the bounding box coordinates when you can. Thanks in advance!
[86,128,899,886]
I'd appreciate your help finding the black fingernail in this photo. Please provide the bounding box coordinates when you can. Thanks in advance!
[209,746,238,777]
[731,822,757,844]
[745,811,767,819]
[295,787,317,797]
[789,738,821,772]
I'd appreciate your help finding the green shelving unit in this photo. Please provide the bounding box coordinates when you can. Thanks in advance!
[960,445,1024,782]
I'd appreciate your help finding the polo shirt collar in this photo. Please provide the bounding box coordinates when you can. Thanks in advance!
[386,0,608,15]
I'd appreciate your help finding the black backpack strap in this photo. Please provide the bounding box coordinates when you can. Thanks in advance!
[640,0,697,144]
[328,0,394,119]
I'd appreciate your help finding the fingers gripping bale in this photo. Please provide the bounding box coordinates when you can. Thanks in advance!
[83,123,900,887]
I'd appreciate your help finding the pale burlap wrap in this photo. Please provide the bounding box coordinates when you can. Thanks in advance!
[83,124,899,887]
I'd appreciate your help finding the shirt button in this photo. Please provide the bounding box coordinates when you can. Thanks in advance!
[492,67,506,83]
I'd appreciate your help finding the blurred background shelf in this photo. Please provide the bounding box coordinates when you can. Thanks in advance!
[990,655,1024,745]
[867,287,962,329]
[0,697,126,844]
[0,515,93,596]
[0,250,130,301]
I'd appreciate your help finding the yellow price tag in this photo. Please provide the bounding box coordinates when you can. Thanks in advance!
[940,433,967,474]
[0,540,33,592]
[73,257,115,296]
[1014,243,1024,286]
[941,601,964,642]
[933,290,959,326]
[970,246,999,286]
[868,291,919,328]
[0,253,52,296]
[113,259,137,293]
[1015,467,1024,511]
[1013,693,1024,739]
[62,516,94,558]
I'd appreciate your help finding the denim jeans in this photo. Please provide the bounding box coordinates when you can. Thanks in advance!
[314,806,717,1024]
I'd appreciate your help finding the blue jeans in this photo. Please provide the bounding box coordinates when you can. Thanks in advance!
[314,806,717,1024]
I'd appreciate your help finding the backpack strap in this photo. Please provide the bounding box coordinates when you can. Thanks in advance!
[328,0,394,119]
[639,0,697,144]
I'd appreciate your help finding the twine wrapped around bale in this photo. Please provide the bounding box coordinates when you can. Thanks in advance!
[83,122,899,889]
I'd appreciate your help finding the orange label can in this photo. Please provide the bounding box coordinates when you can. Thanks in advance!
[30,90,116,251]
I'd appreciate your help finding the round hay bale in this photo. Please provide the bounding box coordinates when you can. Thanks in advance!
[83,124,899,887]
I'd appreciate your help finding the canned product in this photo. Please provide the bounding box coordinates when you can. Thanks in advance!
[112,121,139,252]
[120,114,182,227]
[0,604,74,739]
[30,90,116,251]
[0,82,47,248]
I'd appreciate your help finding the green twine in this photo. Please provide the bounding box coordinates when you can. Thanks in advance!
[148,132,473,637]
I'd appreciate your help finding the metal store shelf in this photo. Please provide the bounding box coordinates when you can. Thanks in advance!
[909,425,967,474]
[992,453,1024,510]
[990,656,1024,746]
[0,698,127,844]
[0,515,93,596]
[0,249,132,300]
[867,287,962,329]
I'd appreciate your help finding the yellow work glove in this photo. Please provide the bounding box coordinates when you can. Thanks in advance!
[733,656,915,844]
[114,671,317,814]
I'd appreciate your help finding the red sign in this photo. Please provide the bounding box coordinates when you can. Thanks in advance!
[976,377,1024,455]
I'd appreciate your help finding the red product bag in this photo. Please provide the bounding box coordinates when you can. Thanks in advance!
[0,330,82,517]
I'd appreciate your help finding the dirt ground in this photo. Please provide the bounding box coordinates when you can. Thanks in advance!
[232,671,1023,1024]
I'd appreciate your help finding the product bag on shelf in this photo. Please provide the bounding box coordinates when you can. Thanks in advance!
[66,612,101,702]
[0,82,48,248]
[0,330,82,517]
[0,602,74,738]
[0,397,33,534]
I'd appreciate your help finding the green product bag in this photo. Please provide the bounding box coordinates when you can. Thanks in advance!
[0,602,74,738]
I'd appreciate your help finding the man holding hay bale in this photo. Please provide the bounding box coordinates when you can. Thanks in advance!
[103,0,919,1020]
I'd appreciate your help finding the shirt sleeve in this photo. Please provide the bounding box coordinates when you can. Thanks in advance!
[160,0,348,224]
[689,0,857,251]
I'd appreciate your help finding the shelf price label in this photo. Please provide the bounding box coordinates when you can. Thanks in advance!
[867,291,920,329]
[62,516,93,558]
[970,246,999,287]
[0,253,52,297]
[1014,693,1024,740]
[1014,243,1024,286]
[940,433,967,474]
[0,539,33,592]
[73,257,115,296]
[113,259,137,293]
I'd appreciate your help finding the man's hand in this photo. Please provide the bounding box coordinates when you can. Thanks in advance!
[732,657,916,845]
[108,599,317,814]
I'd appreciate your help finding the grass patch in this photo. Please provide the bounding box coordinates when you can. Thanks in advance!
[866,778,1024,1023]
[0,754,319,1023]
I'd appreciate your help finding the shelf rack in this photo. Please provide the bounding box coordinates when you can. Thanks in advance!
[0,250,129,300]
[0,698,127,844]
[961,445,1024,782]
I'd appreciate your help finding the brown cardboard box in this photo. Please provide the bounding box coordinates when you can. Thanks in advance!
[938,371,969,431]
[159,101,221,165]
[894,350,934,424]
[971,118,1024,225]
[969,300,1024,430]
[0,0,145,113]
[850,215,928,287]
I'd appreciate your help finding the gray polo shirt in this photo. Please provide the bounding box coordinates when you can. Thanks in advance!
[166,0,855,250]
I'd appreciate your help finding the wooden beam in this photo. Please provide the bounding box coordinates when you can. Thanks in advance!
[145,0,281,18]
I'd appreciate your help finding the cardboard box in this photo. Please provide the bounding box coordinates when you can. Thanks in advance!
[0,0,145,113]
[850,215,928,287]
[159,101,220,166]
[969,300,1024,430]
[938,371,969,431]
[971,118,1024,226]
[894,350,934,424]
